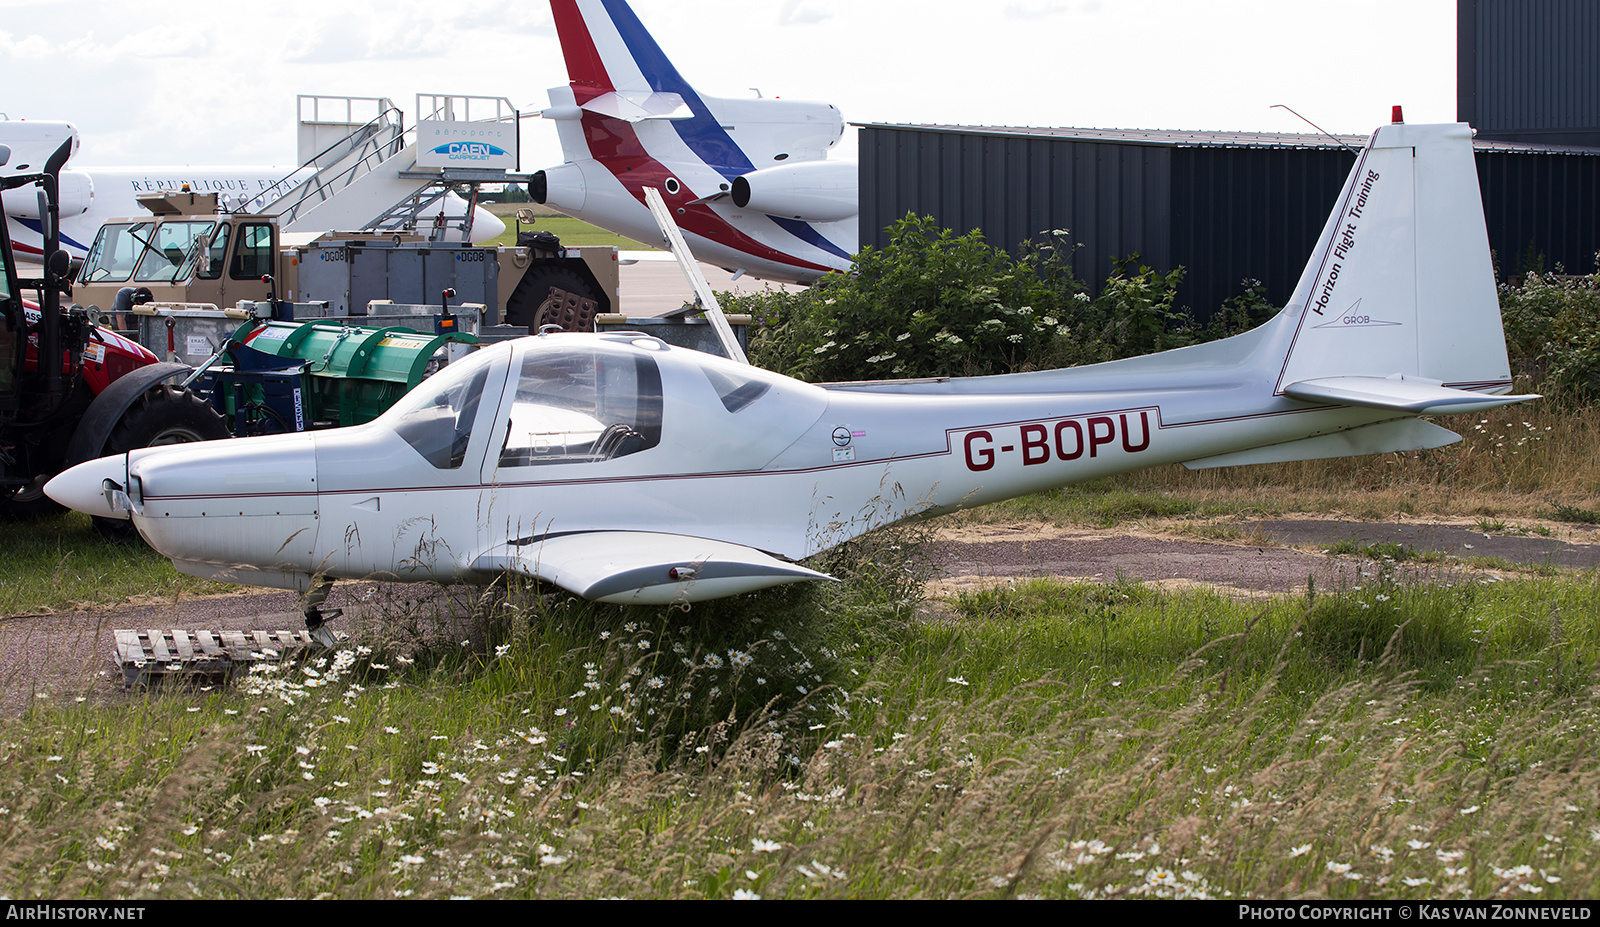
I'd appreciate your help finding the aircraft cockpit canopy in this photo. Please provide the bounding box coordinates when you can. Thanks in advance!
[498,341,663,467]
[386,334,826,476]
[391,356,490,470]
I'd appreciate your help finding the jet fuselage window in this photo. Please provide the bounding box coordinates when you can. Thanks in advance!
[500,347,662,466]
[699,363,772,413]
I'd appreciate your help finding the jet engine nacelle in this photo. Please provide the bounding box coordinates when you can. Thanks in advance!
[729,159,858,223]
[7,169,94,218]
[0,120,79,175]
[530,162,588,213]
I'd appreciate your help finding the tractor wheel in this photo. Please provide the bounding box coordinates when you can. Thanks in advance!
[93,385,230,543]
[1,486,63,519]
[503,267,597,329]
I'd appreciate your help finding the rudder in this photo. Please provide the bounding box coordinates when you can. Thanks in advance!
[1274,122,1513,395]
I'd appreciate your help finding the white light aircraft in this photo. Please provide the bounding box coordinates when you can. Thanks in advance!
[532,0,857,284]
[0,121,505,265]
[48,120,1533,624]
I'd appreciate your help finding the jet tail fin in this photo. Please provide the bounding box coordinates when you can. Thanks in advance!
[550,0,694,96]
[1273,121,1521,399]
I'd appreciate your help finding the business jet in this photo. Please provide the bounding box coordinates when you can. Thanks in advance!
[49,119,1532,617]
[0,120,505,265]
[531,0,857,284]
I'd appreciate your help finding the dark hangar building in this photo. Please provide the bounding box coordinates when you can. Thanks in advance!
[856,0,1600,319]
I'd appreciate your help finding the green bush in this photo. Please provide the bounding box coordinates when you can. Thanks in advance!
[731,215,1275,384]
[735,216,1080,381]
[1499,260,1600,400]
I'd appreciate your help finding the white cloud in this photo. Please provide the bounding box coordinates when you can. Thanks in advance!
[1004,2,1069,20]
[780,1,833,26]
[3,0,1456,170]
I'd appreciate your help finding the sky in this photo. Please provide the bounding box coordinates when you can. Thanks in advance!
[0,0,1458,170]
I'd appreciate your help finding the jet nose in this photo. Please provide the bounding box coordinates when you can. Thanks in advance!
[45,455,132,521]
[470,207,506,243]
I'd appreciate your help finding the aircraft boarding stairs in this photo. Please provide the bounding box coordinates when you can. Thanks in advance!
[237,94,524,242]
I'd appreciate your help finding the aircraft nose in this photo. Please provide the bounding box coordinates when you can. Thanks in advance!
[471,207,506,243]
[45,454,132,520]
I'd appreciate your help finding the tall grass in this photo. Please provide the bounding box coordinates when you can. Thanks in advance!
[4,545,1600,899]
[0,511,231,615]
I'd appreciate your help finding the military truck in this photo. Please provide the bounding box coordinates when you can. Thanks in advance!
[74,190,619,330]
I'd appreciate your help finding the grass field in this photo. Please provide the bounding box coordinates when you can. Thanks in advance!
[5,403,1600,897]
[481,203,655,251]
[4,538,1600,899]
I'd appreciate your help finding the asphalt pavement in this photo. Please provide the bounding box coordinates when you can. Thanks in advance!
[617,257,805,317]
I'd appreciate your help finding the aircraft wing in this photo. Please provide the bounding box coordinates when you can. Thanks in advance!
[471,531,834,605]
[1283,376,1539,415]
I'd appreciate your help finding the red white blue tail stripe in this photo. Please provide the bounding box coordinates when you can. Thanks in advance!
[536,0,857,284]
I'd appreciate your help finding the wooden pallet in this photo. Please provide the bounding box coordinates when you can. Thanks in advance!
[113,629,318,689]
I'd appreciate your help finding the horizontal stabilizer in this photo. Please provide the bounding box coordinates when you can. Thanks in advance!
[1183,417,1461,470]
[1284,376,1538,416]
[472,531,833,604]
[579,91,692,123]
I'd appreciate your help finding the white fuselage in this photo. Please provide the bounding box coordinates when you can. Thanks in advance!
[540,154,855,284]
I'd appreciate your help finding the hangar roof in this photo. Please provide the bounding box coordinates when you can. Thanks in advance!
[855,123,1600,155]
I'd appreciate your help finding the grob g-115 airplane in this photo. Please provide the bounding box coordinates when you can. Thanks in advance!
[531,0,857,284]
[48,119,1533,618]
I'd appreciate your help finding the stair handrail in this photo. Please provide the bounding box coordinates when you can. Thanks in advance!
[235,104,407,217]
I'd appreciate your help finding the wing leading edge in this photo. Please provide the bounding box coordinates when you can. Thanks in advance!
[472,531,835,604]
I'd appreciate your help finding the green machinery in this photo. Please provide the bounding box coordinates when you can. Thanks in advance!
[205,319,478,434]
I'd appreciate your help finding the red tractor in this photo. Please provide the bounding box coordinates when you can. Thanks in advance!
[0,140,228,530]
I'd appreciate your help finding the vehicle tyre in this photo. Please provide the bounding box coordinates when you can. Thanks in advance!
[0,487,63,519]
[92,385,230,543]
[504,267,597,330]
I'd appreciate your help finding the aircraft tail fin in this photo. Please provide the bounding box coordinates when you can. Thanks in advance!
[550,0,695,99]
[1273,120,1525,401]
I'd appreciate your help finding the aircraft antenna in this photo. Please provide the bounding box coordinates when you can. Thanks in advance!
[1270,104,1361,156]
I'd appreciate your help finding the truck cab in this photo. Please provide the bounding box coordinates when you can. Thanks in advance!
[74,191,278,314]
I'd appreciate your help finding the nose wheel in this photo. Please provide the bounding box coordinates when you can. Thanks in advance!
[301,578,343,649]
